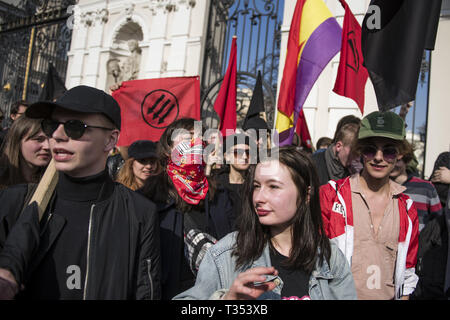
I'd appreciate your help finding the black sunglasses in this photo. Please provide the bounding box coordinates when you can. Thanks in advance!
[42,119,114,140]
[361,145,399,163]
[233,148,250,157]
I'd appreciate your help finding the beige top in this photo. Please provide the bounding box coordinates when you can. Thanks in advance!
[349,174,406,300]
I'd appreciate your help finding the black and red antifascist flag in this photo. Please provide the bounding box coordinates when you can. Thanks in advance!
[361,0,442,111]
[112,77,200,146]
[333,0,368,114]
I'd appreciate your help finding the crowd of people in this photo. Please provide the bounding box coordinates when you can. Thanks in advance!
[0,84,449,300]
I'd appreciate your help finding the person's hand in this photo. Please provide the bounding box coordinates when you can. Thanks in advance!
[109,81,123,94]
[223,266,279,300]
[207,149,221,166]
[0,268,18,300]
[431,166,450,184]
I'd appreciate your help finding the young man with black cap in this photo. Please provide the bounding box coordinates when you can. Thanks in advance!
[0,85,161,299]
[320,111,419,300]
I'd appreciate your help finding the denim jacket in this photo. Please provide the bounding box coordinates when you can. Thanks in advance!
[174,232,357,300]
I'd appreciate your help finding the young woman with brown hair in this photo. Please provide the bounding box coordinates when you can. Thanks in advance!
[0,116,51,189]
[116,140,161,190]
[175,146,356,300]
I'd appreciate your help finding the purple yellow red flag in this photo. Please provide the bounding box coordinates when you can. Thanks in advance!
[275,0,342,146]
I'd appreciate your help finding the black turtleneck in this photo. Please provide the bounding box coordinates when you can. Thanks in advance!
[25,170,110,300]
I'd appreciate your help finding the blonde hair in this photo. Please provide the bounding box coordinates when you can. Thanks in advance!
[116,157,162,190]
[116,158,141,191]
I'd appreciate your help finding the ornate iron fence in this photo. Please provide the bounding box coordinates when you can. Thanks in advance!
[0,0,74,127]
[201,0,284,130]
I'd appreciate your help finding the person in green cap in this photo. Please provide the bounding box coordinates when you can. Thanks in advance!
[319,111,419,300]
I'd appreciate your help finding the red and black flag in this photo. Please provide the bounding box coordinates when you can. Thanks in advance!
[361,0,442,111]
[112,77,201,146]
[333,0,368,114]
[39,63,67,102]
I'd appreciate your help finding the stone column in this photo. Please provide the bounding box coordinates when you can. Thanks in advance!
[66,9,93,88]
[83,8,109,87]
[145,2,170,79]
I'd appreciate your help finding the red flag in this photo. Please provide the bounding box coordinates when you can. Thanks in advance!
[295,109,312,150]
[214,36,237,137]
[333,0,368,114]
[112,77,200,146]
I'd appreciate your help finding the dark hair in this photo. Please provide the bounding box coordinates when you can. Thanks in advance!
[334,123,359,146]
[11,100,29,115]
[141,118,216,211]
[316,137,332,150]
[399,140,415,165]
[332,115,361,143]
[233,146,331,273]
[0,116,47,189]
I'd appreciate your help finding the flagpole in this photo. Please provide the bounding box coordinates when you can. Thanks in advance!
[22,26,36,101]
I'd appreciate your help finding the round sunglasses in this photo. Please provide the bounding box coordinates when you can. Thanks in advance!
[360,145,399,163]
[41,118,114,140]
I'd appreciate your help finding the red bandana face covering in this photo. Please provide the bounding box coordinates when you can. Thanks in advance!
[167,137,209,205]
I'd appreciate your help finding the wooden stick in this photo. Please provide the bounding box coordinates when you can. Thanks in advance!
[28,159,58,221]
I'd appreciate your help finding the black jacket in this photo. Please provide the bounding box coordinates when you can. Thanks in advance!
[143,180,235,300]
[411,192,450,300]
[0,175,161,300]
[312,150,331,186]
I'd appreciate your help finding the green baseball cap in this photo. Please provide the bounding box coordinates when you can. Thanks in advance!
[358,111,406,141]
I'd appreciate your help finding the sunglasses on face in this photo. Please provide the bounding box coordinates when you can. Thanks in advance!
[41,118,114,140]
[233,148,250,157]
[361,145,399,163]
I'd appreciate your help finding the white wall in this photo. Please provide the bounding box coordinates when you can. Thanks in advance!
[66,0,208,91]
[425,17,450,178]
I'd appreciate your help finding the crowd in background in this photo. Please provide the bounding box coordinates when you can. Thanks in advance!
[0,86,449,300]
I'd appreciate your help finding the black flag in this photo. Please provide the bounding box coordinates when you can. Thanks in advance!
[243,71,268,130]
[39,63,67,101]
[361,0,442,111]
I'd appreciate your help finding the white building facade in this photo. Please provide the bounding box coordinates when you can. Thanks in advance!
[66,0,449,178]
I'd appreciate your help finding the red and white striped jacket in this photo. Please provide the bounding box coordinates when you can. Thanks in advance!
[320,176,419,299]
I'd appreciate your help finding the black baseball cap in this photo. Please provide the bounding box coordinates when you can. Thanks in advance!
[128,140,158,160]
[26,85,121,130]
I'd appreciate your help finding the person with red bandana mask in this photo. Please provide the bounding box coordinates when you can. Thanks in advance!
[140,118,235,300]
[320,111,419,300]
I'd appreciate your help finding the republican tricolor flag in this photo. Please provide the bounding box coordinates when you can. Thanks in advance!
[275,0,342,147]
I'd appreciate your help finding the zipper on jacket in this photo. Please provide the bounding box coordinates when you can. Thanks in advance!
[83,204,95,300]
[146,258,154,300]
[39,213,53,236]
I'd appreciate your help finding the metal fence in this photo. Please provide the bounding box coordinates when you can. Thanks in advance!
[0,0,74,127]
[200,0,284,130]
